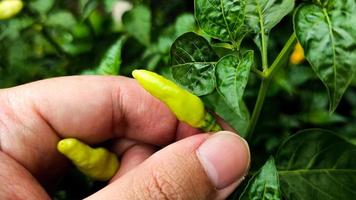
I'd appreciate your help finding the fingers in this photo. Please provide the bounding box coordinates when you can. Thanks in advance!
[0,92,68,185]
[0,76,198,181]
[4,76,197,145]
[175,121,201,140]
[110,143,157,181]
[0,151,50,200]
[87,131,250,200]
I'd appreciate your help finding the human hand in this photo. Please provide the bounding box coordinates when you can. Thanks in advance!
[0,76,250,200]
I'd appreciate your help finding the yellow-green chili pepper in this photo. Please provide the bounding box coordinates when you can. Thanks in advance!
[132,69,222,132]
[0,0,23,20]
[57,138,119,181]
[289,42,305,65]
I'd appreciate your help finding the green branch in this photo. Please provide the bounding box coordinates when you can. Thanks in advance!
[246,33,297,141]
[266,33,297,78]
[252,67,265,79]
[246,77,271,141]
[261,32,268,71]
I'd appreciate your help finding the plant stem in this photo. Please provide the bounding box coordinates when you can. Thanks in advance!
[251,67,265,79]
[261,32,268,71]
[245,33,297,142]
[266,33,297,78]
[246,77,270,142]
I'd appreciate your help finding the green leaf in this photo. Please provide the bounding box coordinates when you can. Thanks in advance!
[216,51,253,119]
[301,110,347,125]
[245,0,294,50]
[156,36,173,54]
[104,0,117,13]
[82,36,126,75]
[29,0,55,15]
[45,11,77,30]
[122,5,151,46]
[171,63,216,96]
[246,0,295,34]
[294,0,356,112]
[170,32,218,96]
[195,0,246,44]
[240,157,281,200]
[171,32,217,65]
[80,0,99,20]
[96,36,126,75]
[0,17,34,40]
[276,129,356,200]
[88,10,104,34]
[202,91,250,136]
[174,13,196,36]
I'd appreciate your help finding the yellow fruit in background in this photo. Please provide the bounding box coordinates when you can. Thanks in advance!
[290,42,305,65]
[0,0,23,20]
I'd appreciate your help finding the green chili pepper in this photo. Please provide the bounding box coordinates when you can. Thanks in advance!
[0,0,23,20]
[57,138,119,181]
[132,69,222,132]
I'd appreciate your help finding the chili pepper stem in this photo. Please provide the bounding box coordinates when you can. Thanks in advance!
[200,112,222,132]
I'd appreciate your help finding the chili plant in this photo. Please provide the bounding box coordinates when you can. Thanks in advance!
[162,0,356,199]
[1,0,356,199]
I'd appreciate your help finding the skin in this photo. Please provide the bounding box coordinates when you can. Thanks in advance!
[0,76,249,199]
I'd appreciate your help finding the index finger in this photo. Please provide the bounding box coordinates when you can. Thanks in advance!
[0,76,199,182]
[5,76,198,145]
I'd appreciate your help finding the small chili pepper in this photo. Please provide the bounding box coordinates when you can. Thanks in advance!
[132,69,222,132]
[290,42,305,65]
[57,138,119,181]
[0,0,23,20]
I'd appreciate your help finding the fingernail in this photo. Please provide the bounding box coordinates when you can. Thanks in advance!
[196,131,250,189]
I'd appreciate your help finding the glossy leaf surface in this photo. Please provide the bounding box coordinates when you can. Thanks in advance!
[170,32,218,96]
[245,0,294,52]
[202,91,250,136]
[240,157,281,200]
[294,0,356,111]
[195,0,246,43]
[216,51,253,119]
[276,129,356,200]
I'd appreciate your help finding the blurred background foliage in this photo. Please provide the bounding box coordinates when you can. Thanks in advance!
[0,0,197,87]
[1,0,356,199]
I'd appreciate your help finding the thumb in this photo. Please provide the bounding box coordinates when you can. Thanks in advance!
[87,131,250,200]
